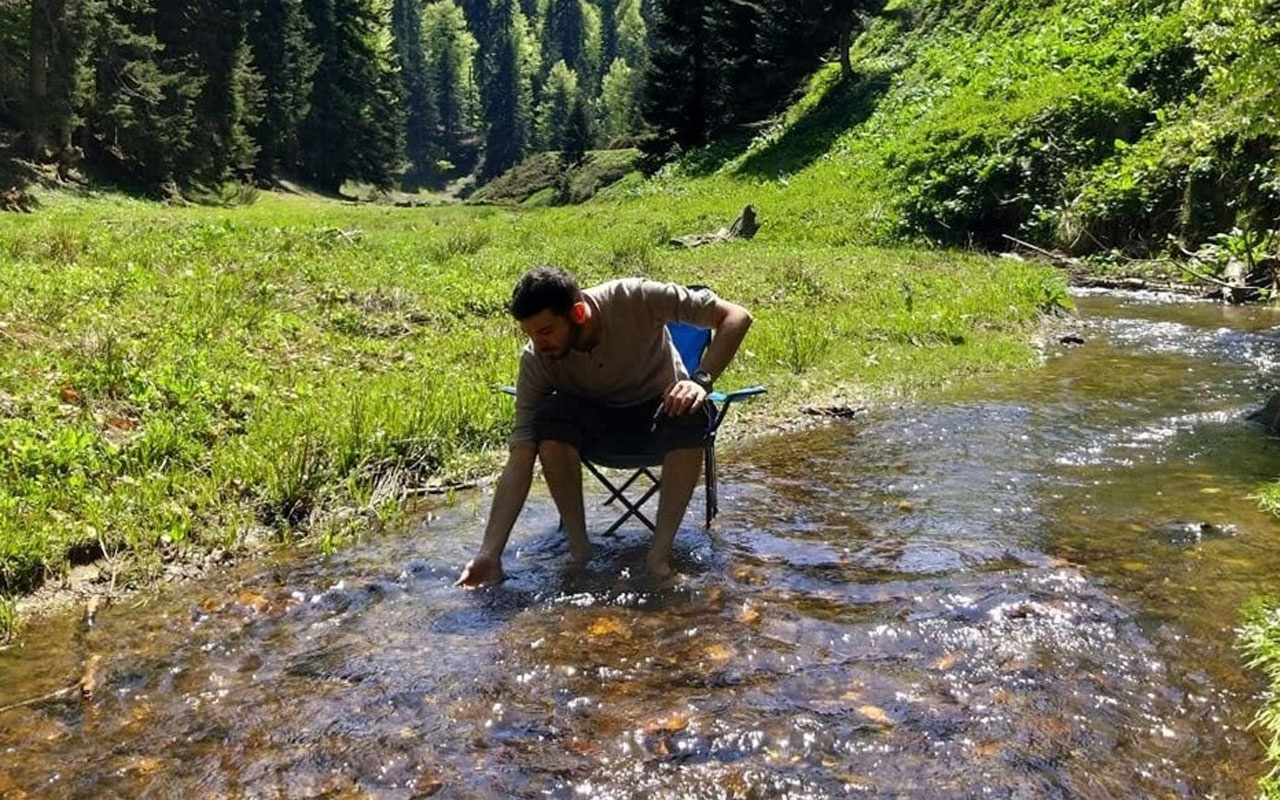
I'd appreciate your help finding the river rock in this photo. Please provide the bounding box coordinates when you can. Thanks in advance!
[1250,391,1280,437]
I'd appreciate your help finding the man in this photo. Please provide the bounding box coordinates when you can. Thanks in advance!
[455,266,753,588]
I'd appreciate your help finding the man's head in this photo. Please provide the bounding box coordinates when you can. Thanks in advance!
[509,266,588,359]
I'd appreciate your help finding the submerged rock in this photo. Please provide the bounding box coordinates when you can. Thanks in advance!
[1152,520,1238,547]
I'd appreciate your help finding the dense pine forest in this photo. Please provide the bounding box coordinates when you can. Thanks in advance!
[0,0,861,194]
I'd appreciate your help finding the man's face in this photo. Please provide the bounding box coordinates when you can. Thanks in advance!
[519,309,577,359]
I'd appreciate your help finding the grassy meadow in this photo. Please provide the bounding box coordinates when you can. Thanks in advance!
[0,186,1067,630]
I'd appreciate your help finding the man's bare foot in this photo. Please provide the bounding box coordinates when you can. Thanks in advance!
[645,552,673,579]
[455,554,505,589]
[568,541,592,572]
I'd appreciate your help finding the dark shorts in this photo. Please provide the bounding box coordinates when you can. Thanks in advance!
[534,393,711,458]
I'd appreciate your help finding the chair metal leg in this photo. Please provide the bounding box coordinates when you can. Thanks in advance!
[596,464,651,507]
[584,460,659,535]
[704,441,718,527]
[603,480,659,535]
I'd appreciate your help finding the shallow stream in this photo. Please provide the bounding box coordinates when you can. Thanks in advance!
[3,291,1280,798]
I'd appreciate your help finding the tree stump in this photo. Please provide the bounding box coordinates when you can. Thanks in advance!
[671,205,759,248]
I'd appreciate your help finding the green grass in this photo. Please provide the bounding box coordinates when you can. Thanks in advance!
[1242,600,1280,798]
[0,186,1066,621]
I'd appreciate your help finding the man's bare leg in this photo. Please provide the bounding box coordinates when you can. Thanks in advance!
[538,438,591,564]
[647,446,703,577]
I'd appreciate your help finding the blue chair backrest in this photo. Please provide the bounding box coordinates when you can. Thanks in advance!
[668,321,711,373]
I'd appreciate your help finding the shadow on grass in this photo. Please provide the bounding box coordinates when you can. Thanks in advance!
[732,72,893,179]
[676,129,760,179]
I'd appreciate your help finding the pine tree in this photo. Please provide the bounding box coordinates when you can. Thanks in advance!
[422,0,480,175]
[640,0,710,161]
[560,93,591,165]
[393,0,437,188]
[598,56,640,144]
[705,0,764,125]
[80,0,201,188]
[0,6,25,131]
[298,0,402,193]
[247,0,317,180]
[21,0,78,158]
[479,0,533,179]
[598,0,618,67]
[758,0,872,89]
[615,0,646,68]
[542,0,585,81]
[155,1,263,184]
[536,60,578,150]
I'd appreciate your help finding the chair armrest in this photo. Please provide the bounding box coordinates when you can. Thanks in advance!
[709,385,766,433]
[708,386,766,404]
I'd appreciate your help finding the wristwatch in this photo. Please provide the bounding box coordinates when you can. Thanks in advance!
[690,370,714,392]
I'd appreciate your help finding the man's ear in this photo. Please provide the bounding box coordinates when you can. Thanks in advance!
[571,301,587,325]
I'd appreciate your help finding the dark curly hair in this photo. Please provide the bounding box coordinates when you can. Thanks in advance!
[508,265,583,320]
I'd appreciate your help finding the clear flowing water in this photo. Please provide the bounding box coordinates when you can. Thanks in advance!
[4,291,1280,799]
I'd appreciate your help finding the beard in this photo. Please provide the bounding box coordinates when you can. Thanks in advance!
[542,319,584,360]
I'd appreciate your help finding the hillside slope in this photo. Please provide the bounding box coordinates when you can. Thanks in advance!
[645,0,1276,277]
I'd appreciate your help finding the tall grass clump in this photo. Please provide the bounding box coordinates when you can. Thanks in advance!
[1241,600,1280,798]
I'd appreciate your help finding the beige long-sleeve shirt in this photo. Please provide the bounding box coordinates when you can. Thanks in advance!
[508,279,721,448]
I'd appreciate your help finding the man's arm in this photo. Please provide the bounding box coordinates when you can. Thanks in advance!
[697,298,753,380]
[455,444,537,588]
[663,297,752,416]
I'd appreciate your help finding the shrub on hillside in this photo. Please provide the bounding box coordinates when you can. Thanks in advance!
[1062,123,1280,255]
[886,82,1149,247]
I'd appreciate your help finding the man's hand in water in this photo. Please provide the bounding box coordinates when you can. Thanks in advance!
[455,554,504,589]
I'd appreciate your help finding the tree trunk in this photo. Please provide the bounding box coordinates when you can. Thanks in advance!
[23,0,67,159]
[838,17,854,81]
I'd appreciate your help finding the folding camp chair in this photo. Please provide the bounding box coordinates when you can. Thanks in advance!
[580,320,765,535]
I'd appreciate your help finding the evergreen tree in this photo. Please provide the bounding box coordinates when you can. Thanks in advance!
[615,0,646,68]
[155,1,263,184]
[20,0,78,158]
[422,0,480,174]
[640,0,710,160]
[536,60,579,150]
[541,0,584,80]
[479,0,533,179]
[560,93,591,165]
[578,0,604,93]
[598,56,640,144]
[392,0,437,188]
[758,0,876,88]
[705,0,764,124]
[247,0,317,180]
[0,5,24,128]
[455,0,491,93]
[298,0,402,193]
[598,0,618,67]
[80,0,201,188]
